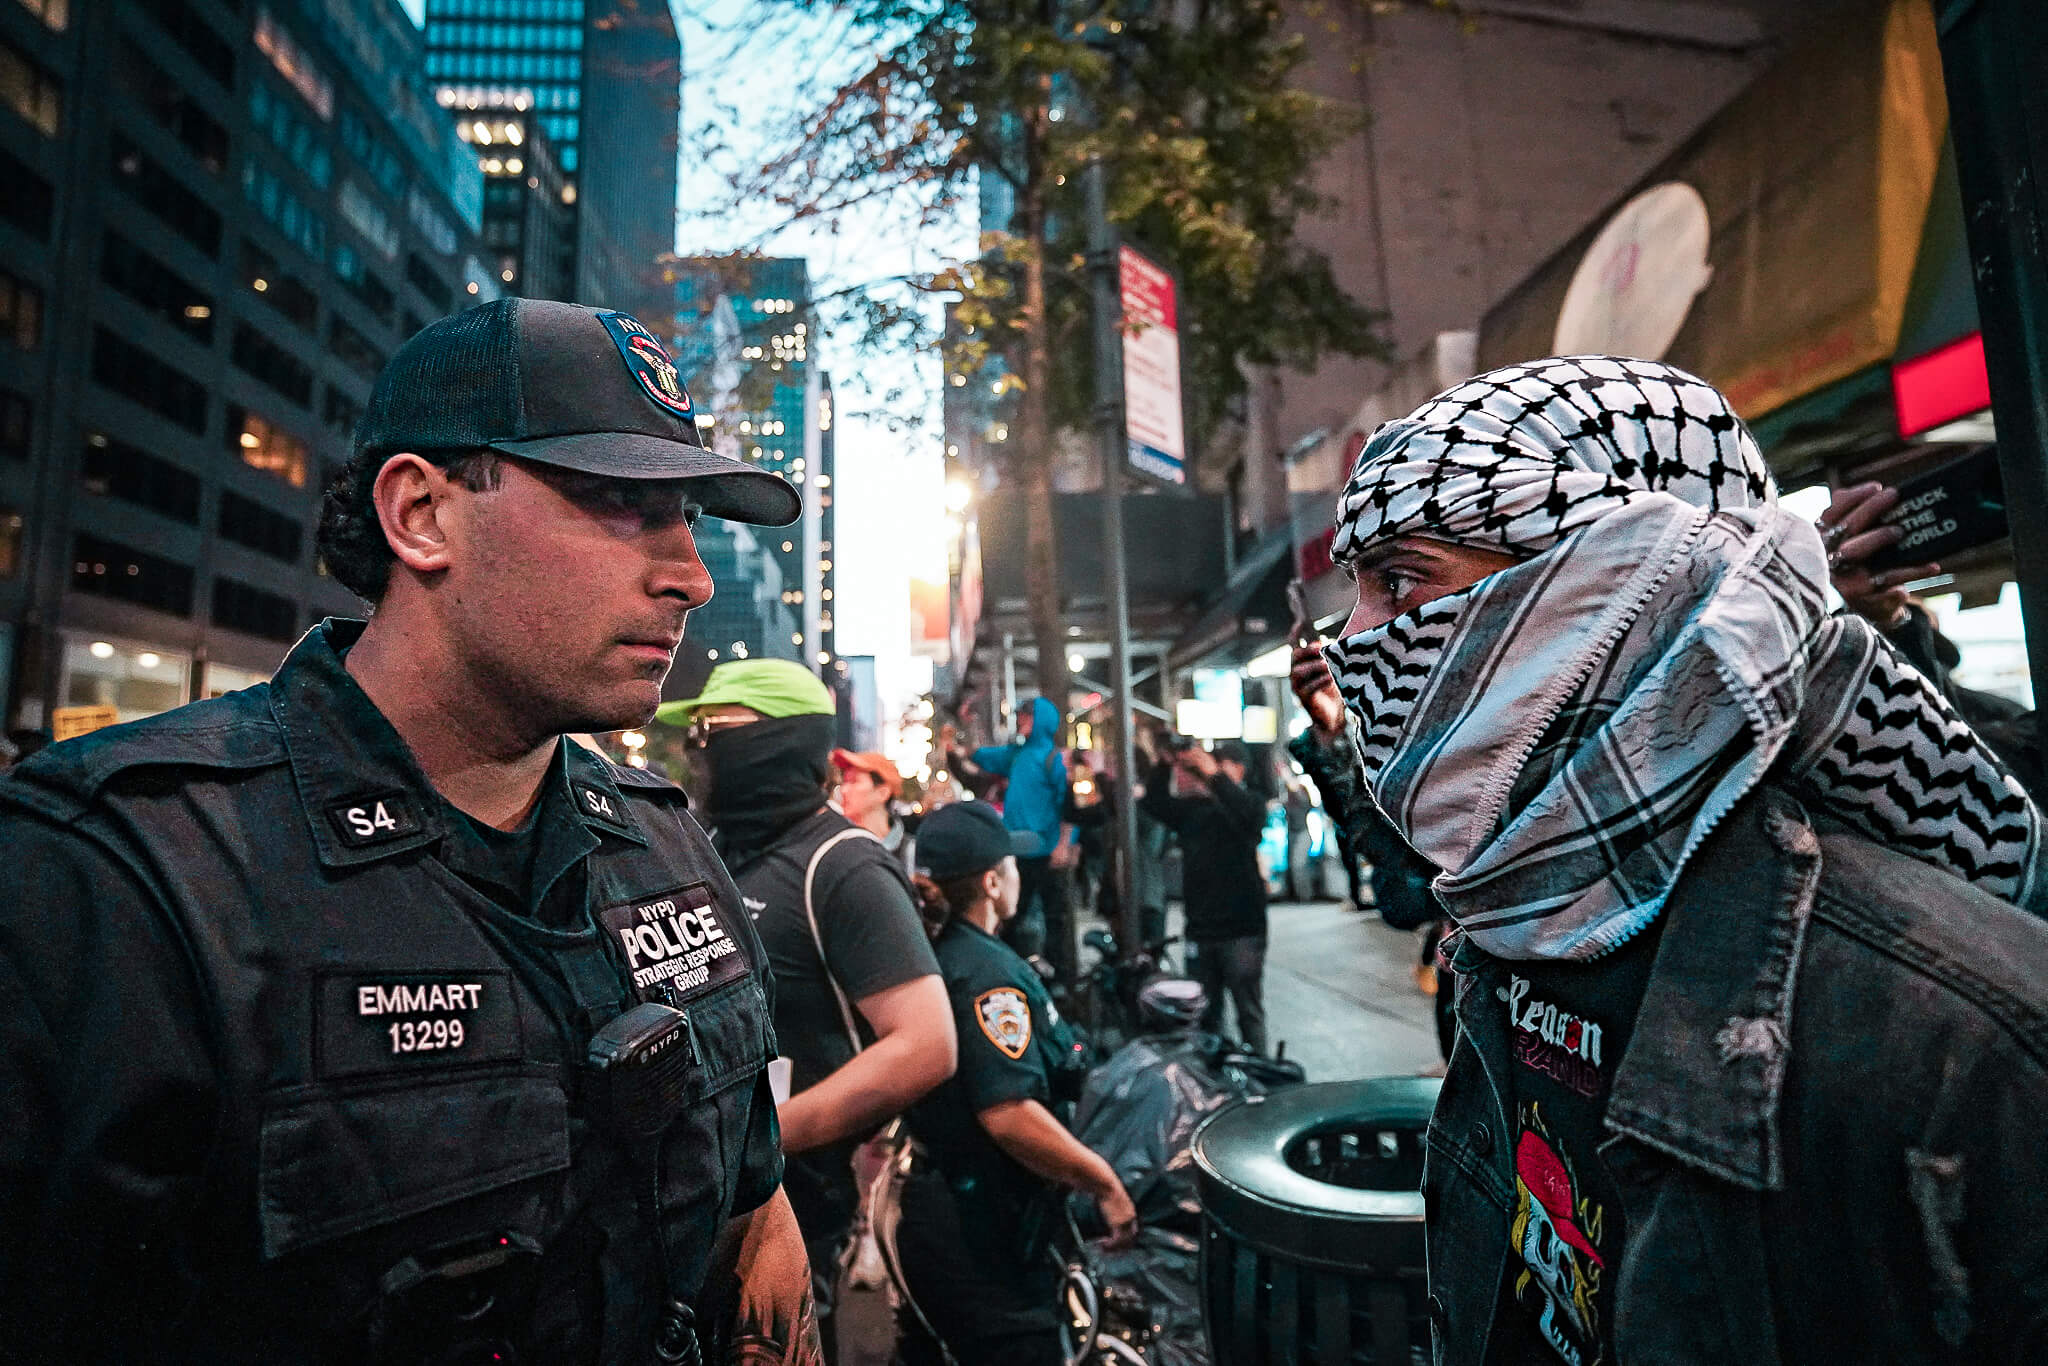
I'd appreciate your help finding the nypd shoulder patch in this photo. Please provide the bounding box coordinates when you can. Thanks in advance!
[975,986,1033,1061]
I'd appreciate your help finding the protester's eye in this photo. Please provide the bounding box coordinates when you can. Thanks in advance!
[683,502,703,529]
[1381,568,1419,605]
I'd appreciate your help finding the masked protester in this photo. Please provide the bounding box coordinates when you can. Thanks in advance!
[662,661,956,1363]
[1322,356,2048,1364]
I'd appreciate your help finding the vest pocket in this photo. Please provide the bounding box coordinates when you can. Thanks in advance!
[257,1067,570,1262]
[685,976,775,1101]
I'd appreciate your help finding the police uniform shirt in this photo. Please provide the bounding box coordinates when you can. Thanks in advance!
[908,917,1082,1169]
[897,915,1083,1342]
[0,618,783,1364]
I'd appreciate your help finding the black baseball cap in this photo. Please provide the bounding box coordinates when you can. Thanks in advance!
[353,298,800,526]
[916,801,1035,881]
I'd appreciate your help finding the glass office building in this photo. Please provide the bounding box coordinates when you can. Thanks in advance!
[0,0,491,734]
[671,256,838,672]
[423,0,679,317]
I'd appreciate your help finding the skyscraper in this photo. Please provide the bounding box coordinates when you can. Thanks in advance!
[0,0,491,734]
[671,256,837,670]
[453,107,575,300]
[422,0,679,317]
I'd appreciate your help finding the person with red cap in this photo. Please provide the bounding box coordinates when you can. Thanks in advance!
[831,749,913,871]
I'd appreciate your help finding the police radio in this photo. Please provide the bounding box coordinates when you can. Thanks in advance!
[586,1001,699,1138]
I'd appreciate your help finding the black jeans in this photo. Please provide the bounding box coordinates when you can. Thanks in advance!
[1004,856,1075,987]
[1191,934,1268,1055]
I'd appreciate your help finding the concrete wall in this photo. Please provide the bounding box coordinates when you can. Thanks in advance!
[1232,1,1828,535]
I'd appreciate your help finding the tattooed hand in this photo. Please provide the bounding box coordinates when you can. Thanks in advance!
[720,1190,823,1366]
[728,1286,821,1366]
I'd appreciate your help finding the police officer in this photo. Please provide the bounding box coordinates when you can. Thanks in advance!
[892,802,1138,1366]
[0,300,820,1365]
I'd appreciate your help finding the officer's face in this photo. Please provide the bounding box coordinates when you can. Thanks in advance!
[446,459,715,734]
[988,855,1022,921]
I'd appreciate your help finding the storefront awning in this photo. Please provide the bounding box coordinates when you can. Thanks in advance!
[1477,0,1949,426]
[1168,532,1294,674]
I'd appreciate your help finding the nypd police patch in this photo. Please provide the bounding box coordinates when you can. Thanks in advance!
[596,310,694,421]
[975,986,1032,1060]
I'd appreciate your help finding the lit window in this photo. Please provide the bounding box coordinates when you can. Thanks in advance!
[226,407,309,487]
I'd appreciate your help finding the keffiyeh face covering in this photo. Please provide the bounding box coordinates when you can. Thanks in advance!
[1323,355,2045,960]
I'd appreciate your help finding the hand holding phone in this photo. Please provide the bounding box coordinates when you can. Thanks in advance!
[1284,578,1346,738]
[1286,579,1315,646]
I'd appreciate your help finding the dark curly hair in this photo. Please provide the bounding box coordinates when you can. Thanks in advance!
[316,448,504,601]
[909,870,992,942]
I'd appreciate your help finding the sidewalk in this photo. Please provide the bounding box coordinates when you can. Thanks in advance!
[1124,896,1445,1082]
[1257,897,1443,1082]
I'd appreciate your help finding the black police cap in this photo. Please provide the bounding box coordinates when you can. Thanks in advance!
[915,801,1035,882]
[353,298,799,527]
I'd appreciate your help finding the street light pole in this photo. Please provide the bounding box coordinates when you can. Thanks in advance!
[1936,0,2048,696]
[1087,158,1142,952]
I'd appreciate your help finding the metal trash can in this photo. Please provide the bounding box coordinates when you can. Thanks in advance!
[1192,1078,1440,1365]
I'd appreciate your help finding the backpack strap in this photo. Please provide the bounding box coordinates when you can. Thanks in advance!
[804,826,884,1054]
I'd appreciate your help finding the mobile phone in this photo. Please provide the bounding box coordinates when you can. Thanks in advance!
[1866,445,2007,572]
[1285,580,1314,645]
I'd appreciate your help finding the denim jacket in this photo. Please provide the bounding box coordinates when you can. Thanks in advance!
[1425,787,2048,1364]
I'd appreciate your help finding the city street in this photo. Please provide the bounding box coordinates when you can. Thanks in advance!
[17,0,2048,1356]
[1257,899,1443,1083]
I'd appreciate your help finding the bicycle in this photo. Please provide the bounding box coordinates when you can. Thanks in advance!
[1056,1207,1154,1366]
[1070,926,1178,1064]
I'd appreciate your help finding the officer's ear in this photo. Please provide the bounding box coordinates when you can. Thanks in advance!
[373,453,461,577]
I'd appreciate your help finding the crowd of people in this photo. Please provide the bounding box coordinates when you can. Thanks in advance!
[4,295,2045,1366]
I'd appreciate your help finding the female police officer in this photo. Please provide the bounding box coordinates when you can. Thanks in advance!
[891,801,1137,1366]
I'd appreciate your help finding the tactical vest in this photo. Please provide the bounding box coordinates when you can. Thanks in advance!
[4,677,778,1365]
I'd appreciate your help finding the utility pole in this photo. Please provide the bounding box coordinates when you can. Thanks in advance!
[1936,0,2048,695]
[1087,159,1142,952]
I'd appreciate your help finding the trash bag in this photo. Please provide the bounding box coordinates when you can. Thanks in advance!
[1069,1025,1305,1365]
[1089,1228,1206,1366]
[1072,1033,1241,1232]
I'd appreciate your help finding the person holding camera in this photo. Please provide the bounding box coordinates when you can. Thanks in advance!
[1140,737,1272,1054]
[0,301,816,1364]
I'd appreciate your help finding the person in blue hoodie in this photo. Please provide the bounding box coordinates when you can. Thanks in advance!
[951,696,1078,985]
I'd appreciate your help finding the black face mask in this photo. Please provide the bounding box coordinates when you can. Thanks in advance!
[701,714,837,864]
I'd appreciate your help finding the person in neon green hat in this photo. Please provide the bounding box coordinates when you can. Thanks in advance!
[657,658,837,731]
[658,658,956,1353]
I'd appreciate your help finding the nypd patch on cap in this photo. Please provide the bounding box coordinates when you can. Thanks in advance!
[353,298,799,527]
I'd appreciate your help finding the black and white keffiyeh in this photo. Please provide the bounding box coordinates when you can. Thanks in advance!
[1323,355,2045,960]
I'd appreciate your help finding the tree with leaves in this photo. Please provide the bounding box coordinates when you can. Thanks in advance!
[726,0,1387,708]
